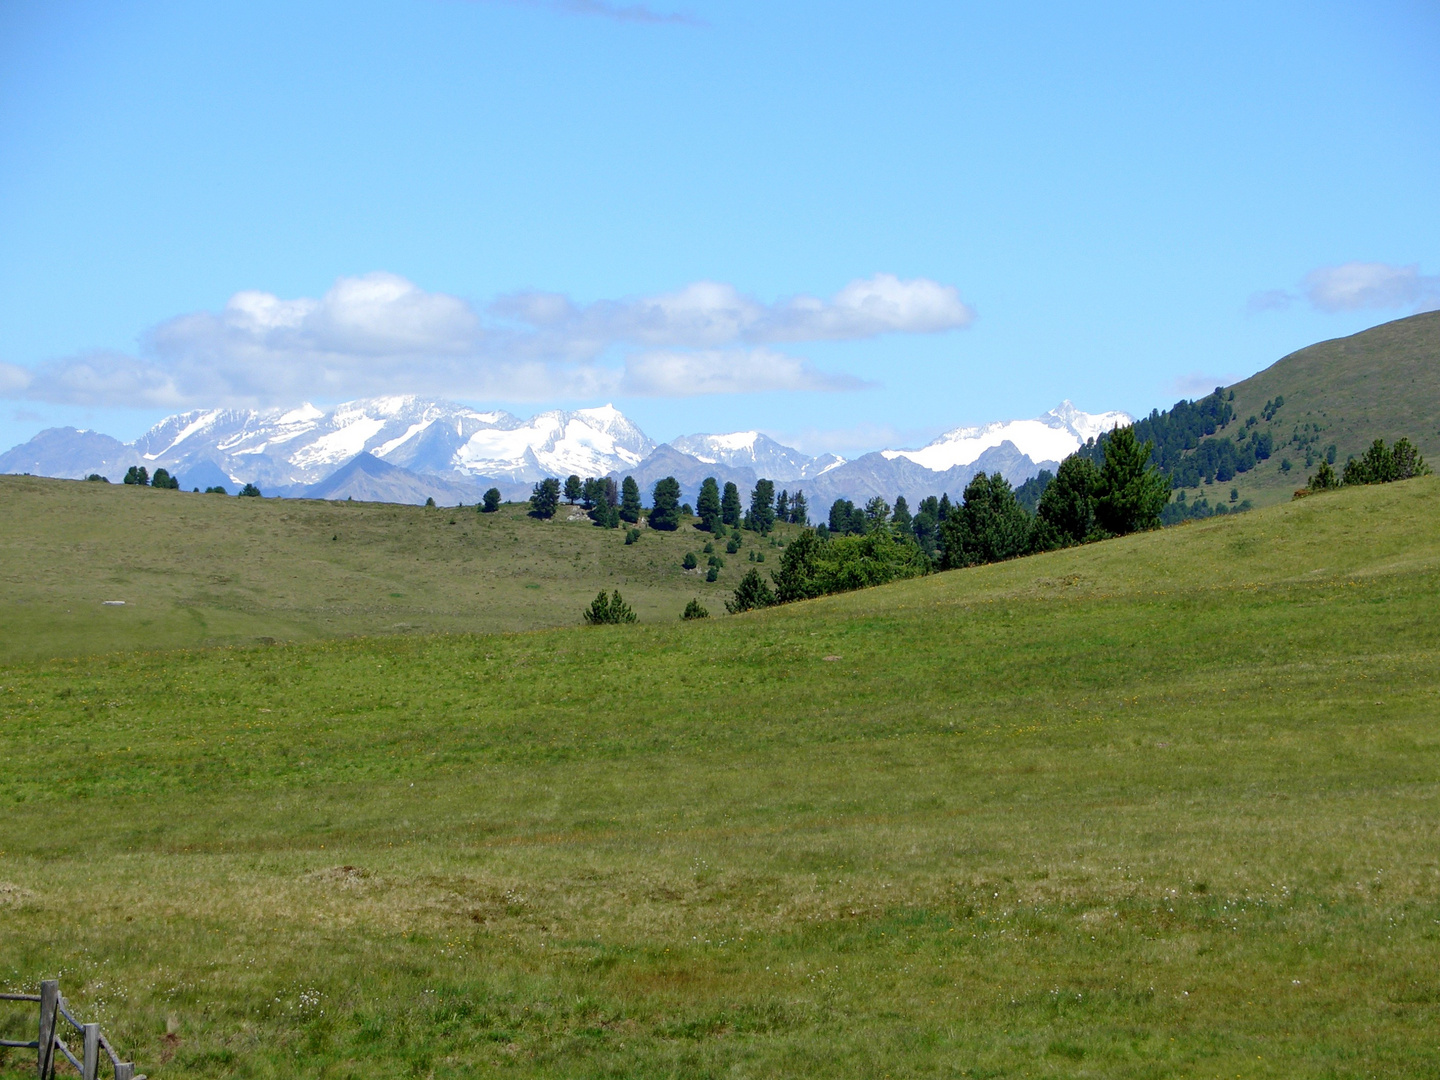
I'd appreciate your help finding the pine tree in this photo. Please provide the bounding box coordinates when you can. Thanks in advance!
[682,551,699,570]
[891,495,912,536]
[863,497,890,531]
[775,490,790,525]
[1034,454,1100,547]
[123,466,150,486]
[939,473,1030,569]
[828,499,854,535]
[725,567,776,613]
[1093,426,1169,535]
[721,482,742,527]
[649,476,682,531]
[746,479,776,534]
[771,528,824,603]
[937,493,952,521]
[239,483,262,498]
[1307,460,1339,492]
[789,489,808,526]
[620,476,643,523]
[564,475,583,504]
[695,477,721,531]
[682,598,709,619]
[582,589,637,624]
[482,488,502,512]
[529,477,561,518]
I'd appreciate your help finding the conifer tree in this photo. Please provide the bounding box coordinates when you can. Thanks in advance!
[482,487,502,512]
[619,476,642,523]
[1034,454,1100,547]
[721,481,742,527]
[745,479,776,534]
[564,475,583,504]
[775,490,790,525]
[891,495,912,536]
[1092,426,1169,535]
[863,496,890,531]
[649,476,682,530]
[695,477,721,531]
[529,477,561,518]
[937,493,952,520]
[939,472,1030,569]
[123,465,150,486]
[725,567,776,613]
[789,489,808,526]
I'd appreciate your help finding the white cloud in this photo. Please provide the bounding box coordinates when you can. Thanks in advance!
[1253,261,1440,316]
[1169,372,1240,398]
[495,273,975,353]
[621,349,871,396]
[7,270,969,408]
[1302,262,1440,313]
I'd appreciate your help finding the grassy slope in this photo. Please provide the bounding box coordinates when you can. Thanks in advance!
[1204,310,1440,509]
[0,476,773,662]
[2,477,1438,1077]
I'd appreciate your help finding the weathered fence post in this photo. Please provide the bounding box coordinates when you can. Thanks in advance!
[36,980,57,1080]
[81,1022,99,1080]
[115,1063,135,1080]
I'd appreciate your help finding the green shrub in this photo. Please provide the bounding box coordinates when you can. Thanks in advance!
[582,589,637,625]
[682,598,709,620]
[682,552,698,570]
[625,528,640,545]
[705,566,719,582]
[239,483,262,498]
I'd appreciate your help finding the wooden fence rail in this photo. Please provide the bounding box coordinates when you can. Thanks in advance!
[0,981,144,1080]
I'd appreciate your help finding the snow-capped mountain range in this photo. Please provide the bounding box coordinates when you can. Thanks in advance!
[0,398,1131,507]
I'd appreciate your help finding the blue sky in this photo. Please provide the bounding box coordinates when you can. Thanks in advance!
[1,0,1437,455]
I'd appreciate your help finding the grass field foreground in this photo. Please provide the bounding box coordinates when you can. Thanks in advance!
[1,477,1439,1076]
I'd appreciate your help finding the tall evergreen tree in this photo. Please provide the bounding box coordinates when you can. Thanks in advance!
[580,477,601,509]
[911,497,940,558]
[890,495,912,536]
[775,489,790,525]
[696,477,722,531]
[746,479,776,533]
[726,567,776,613]
[721,481,742,527]
[529,477,561,519]
[123,465,150,486]
[937,492,952,521]
[1034,455,1100,547]
[649,476,682,531]
[1093,426,1170,536]
[939,472,1030,569]
[564,475,583,504]
[620,476,642,522]
[771,528,824,603]
[789,489,808,526]
[482,487,502,512]
[863,497,890,531]
[828,498,855,535]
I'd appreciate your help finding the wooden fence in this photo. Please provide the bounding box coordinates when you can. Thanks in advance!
[1,981,144,1079]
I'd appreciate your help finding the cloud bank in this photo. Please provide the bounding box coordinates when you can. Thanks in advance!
[1250,261,1440,315]
[4,272,972,408]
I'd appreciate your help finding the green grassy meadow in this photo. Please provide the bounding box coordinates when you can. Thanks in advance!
[2,477,1439,1076]
[1201,310,1440,509]
[0,475,770,663]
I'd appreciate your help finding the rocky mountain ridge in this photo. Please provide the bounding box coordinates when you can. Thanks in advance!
[0,398,1129,508]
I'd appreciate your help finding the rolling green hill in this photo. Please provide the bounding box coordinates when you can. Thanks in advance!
[0,475,784,663]
[1190,310,1440,508]
[1,476,1438,1077]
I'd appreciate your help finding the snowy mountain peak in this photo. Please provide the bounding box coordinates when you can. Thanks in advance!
[882,402,1134,473]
